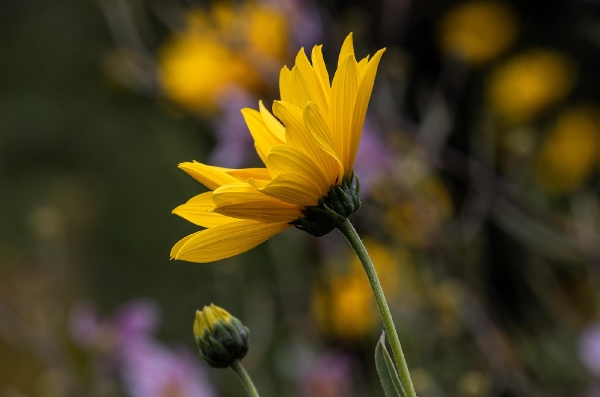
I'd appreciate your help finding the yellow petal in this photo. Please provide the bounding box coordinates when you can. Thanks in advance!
[179,161,239,190]
[173,220,291,263]
[227,167,272,182]
[290,66,313,108]
[272,101,338,189]
[259,101,285,142]
[246,179,270,189]
[266,144,329,195]
[348,49,385,172]
[170,231,202,258]
[304,102,344,183]
[242,108,285,163]
[338,33,355,67]
[212,183,301,222]
[260,172,321,206]
[330,54,360,172]
[295,48,329,114]
[357,55,370,75]
[311,45,331,100]
[173,192,237,228]
[279,66,293,103]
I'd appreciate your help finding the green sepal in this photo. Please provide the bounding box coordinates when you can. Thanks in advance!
[375,332,406,397]
[291,173,361,237]
[195,318,250,368]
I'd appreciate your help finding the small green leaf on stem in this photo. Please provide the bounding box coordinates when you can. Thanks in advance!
[375,332,407,397]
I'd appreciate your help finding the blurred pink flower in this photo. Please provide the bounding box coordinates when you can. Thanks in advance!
[69,300,216,397]
[353,117,394,194]
[69,299,159,351]
[589,384,600,397]
[579,323,600,376]
[283,0,323,49]
[301,351,356,397]
[209,88,257,168]
[121,338,216,397]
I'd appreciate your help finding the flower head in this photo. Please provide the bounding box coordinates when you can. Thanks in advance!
[171,33,385,263]
[193,304,249,368]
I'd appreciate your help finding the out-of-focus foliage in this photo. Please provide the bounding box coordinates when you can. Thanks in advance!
[4,0,600,396]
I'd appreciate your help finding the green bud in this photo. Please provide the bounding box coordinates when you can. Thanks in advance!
[193,304,250,368]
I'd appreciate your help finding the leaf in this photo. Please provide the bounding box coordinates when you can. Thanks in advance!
[375,332,406,397]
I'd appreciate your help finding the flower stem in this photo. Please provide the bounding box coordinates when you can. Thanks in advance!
[231,359,260,397]
[337,218,417,397]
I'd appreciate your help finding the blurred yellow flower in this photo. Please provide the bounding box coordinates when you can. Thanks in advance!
[157,2,289,112]
[534,105,600,194]
[486,49,576,124]
[313,239,401,339]
[171,34,385,263]
[313,272,378,340]
[245,4,289,60]
[350,239,400,297]
[439,1,518,66]
[384,178,454,248]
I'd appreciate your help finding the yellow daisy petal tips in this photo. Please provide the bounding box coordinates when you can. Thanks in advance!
[193,304,249,368]
[172,33,385,263]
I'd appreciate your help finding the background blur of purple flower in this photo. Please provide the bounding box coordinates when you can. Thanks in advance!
[588,384,600,397]
[70,299,160,352]
[580,323,600,377]
[209,87,257,169]
[282,0,323,50]
[69,299,216,397]
[300,351,356,397]
[121,338,216,397]
[353,117,394,194]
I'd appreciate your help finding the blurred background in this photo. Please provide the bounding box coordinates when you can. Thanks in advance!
[3,0,600,396]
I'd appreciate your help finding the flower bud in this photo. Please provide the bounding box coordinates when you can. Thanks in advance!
[193,304,249,368]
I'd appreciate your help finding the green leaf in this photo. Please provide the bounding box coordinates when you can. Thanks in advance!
[375,332,406,397]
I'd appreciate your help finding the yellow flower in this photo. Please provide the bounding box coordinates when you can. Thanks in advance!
[157,3,288,112]
[486,49,576,124]
[534,105,600,194]
[439,1,518,66]
[171,34,385,263]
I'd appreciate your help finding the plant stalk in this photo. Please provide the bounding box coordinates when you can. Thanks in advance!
[337,218,417,397]
[231,359,260,397]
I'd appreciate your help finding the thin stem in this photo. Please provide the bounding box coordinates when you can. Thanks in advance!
[337,218,418,397]
[231,359,260,397]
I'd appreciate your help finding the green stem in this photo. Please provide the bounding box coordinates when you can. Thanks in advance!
[231,359,260,397]
[337,218,417,397]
